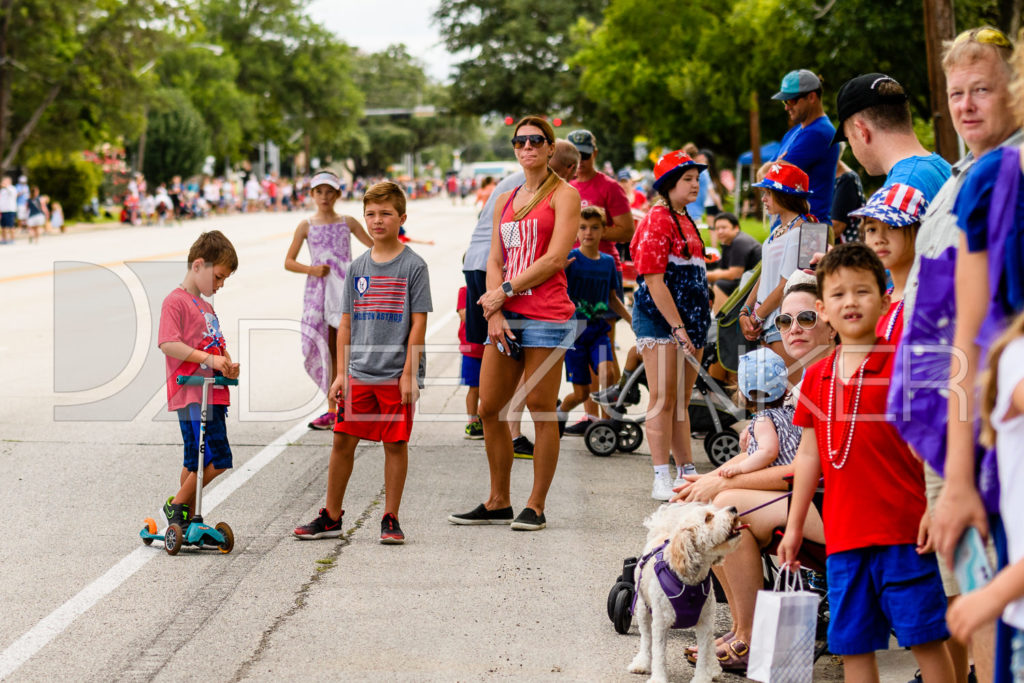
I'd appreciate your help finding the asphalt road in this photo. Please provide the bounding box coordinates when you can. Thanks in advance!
[0,198,918,681]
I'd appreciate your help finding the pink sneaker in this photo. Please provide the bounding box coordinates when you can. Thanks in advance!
[308,411,336,430]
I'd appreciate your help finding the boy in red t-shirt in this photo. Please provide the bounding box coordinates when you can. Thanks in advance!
[457,284,484,439]
[778,243,953,681]
[157,230,240,530]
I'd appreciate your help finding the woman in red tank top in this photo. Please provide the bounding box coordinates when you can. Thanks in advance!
[448,116,580,531]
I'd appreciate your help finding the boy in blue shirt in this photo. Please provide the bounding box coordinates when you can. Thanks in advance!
[557,206,632,432]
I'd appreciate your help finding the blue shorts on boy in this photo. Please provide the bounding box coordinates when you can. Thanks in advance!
[177,404,233,471]
[460,355,481,387]
[565,319,613,384]
[826,544,949,654]
[334,378,414,443]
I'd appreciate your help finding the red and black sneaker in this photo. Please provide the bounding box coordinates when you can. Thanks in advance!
[380,513,405,545]
[293,508,343,539]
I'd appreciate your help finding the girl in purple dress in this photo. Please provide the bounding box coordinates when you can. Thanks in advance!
[285,170,372,429]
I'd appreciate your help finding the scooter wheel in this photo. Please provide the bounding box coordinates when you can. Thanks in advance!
[616,422,644,453]
[141,518,158,545]
[164,523,184,556]
[584,420,618,457]
[612,586,634,634]
[215,522,234,554]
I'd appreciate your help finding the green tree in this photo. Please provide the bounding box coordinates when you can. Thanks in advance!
[0,0,187,172]
[434,0,607,116]
[142,88,211,185]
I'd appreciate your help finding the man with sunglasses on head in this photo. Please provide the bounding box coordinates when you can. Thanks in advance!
[565,128,634,436]
[771,69,842,223]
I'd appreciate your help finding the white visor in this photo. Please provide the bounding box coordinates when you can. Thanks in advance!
[310,172,341,191]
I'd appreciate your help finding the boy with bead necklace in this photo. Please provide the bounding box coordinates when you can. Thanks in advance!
[778,243,953,682]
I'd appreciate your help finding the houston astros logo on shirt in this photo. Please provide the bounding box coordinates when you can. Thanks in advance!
[355,276,370,296]
[353,275,407,322]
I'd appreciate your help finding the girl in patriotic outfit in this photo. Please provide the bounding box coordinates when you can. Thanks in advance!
[851,183,929,345]
[629,150,711,500]
[739,162,815,368]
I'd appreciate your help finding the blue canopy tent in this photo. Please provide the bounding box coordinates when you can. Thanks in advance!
[734,141,781,214]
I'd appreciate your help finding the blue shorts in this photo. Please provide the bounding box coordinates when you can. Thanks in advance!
[762,319,782,345]
[464,270,488,346]
[826,544,949,655]
[177,404,233,472]
[487,310,575,349]
[461,355,481,387]
[0,212,14,228]
[631,300,672,343]
[1012,629,1024,682]
[565,320,613,384]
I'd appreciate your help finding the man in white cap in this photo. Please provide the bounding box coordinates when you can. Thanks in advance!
[771,69,841,222]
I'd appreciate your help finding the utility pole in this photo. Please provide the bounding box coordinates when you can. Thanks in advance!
[923,0,958,163]
[749,90,762,220]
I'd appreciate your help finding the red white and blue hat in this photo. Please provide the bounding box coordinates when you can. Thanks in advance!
[751,162,812,196]
[652,150,707,193]
[849,183,929,227]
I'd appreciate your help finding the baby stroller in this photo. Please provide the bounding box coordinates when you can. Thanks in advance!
[586,353,744,465]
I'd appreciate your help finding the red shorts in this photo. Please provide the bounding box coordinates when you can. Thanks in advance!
[333,377,414,443]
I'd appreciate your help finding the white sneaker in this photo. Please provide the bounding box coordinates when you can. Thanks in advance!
[651,474,674,501]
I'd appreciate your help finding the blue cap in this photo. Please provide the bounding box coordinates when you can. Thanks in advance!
[771,69,822,101]
[738,348,789,403]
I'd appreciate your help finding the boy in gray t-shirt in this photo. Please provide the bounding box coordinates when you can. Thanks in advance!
[293,182,432,545]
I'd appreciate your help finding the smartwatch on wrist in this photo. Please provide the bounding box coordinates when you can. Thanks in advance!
[501,281,514,297]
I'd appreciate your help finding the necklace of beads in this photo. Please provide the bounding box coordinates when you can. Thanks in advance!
[883,300,904,342]
[825,352,869,469]
[767,214,803,244]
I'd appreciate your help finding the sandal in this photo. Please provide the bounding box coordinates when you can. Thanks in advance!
[685,631,734,661]
[715,639,749,672]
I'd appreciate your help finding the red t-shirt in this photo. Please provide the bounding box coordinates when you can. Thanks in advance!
[630,189,647,210]
[793,345,925,555]
[629,205,706,276]
[457,286,484,358]
[157,287,229,411]
[571,172,632,271]
[499,191,575,322]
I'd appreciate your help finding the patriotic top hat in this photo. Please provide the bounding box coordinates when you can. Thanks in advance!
[850,183,929,227]
[752,162,812,196]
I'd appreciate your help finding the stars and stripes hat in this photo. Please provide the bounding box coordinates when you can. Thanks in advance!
[738,347,789,403]
[751,162,812,196]
[849,183,929,227]
[652,150,707,193]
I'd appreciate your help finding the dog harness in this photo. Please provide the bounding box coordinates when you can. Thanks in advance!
[631,540,712,629]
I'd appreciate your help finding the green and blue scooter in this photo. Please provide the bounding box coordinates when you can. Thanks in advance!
[139,375,237,556]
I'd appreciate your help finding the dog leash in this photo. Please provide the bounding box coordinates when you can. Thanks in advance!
[737,491,792,518]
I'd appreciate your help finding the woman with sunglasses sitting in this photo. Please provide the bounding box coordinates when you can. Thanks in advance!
[448,116,579,532]
[673,277,834,673]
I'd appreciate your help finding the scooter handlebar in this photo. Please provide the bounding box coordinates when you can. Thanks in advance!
[176,375,239,386]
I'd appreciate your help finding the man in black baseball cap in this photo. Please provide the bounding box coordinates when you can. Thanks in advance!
[833,73,950,200]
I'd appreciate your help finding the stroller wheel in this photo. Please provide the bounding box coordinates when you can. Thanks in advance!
[704,430,740,467]
[612,586,634,634]
[584,420,618,457]
[616,422,643,453]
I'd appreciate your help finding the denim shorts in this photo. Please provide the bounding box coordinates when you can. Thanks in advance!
[762,320,782,345]
[178,403,232,472]
[826,544,949,655]
[631,300,672,344]
[487,310,575,349]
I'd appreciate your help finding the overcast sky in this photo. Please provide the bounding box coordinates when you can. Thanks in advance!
[306,0,458,83]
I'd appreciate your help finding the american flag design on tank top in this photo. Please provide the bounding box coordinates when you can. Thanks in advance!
[500,217,537,296]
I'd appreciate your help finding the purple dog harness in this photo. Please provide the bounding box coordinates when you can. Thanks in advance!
[631,540,712,629]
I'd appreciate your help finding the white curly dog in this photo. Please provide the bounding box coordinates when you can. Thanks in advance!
[628,502,744,683]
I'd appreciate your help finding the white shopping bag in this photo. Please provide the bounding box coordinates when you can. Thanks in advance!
[747,565,818,683]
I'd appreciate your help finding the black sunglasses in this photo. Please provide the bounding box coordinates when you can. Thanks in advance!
[775,310,818,332]
[579,151,593,161]
[511,134,549,149]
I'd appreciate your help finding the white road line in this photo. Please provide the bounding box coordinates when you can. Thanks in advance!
[0,309,461,680]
